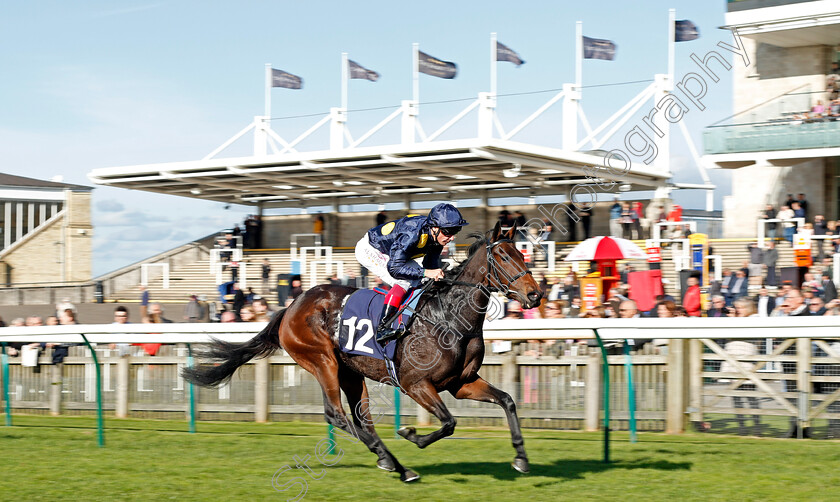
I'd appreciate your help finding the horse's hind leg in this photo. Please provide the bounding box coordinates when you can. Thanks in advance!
[452,376,529,473]
[397,379,457,449]
[311,361,420,483]
[338,367,410,476]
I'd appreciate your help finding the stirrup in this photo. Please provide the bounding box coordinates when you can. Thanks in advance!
[376,325,405,345]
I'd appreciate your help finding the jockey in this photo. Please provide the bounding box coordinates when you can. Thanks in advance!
[355,203,468,344]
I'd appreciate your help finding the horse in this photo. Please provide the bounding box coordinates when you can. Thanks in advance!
[183,222,543,482]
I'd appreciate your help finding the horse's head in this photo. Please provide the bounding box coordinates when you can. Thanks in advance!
[483,221,543,309]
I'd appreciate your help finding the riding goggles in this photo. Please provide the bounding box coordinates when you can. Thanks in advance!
[439,226,462,237]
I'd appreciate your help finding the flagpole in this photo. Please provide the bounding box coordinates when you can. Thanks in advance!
[264,63,272,118]
[575,21,582,91]
[341,52,349,111]
[490,32,497,97]
[412,43,420,104]
[668,9,676,83]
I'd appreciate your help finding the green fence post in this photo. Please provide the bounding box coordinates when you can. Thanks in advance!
[623,342,637,443]
[394,386,401,439]
[80,335,104,447]
[187,344,196,434]
[1,342,10,427]
[327,425,336,454]
[593,329,610,464]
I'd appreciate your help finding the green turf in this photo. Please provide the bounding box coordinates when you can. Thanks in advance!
[1,414,837,501]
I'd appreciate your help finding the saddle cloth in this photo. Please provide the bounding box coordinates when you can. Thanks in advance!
[337,287,422,360]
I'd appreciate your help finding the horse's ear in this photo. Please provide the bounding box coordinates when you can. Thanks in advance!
[491,220,502,241]
[505,221,519,240]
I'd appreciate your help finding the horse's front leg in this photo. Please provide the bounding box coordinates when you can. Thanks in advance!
[452,376,529,473]
[397,379,457,449]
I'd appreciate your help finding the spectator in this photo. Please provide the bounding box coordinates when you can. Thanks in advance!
[139,285,150,319]
[822,273,837,303]
[764,241,778,286]
[656,300,677,318]
[609,197,622,238]
[147,303,173,323]
[232,283,246,317]
[110,306,131,354]
[777,205,796,243]
[619,202,635,240]
[252,297,273,322]
[504,300,524,319]
[578,205,592,240]
[220,311,238,323]
[784,288,809,317]
[727,270,748,305]
[568,297,581,318]
[45,316,59,326]
[747,242,764,281]
[632,202,644,239]
[498,208,513,230]
[707,296,729,317]
[719,268,733,302]
[791,201,805,223]
[814,215,828,261]
[683,276,701,317]
[290,278,304,303]
[808,298,827,316]
[183,295,204,322]
[261,258,272,294]
[375,210,388,226]
[239,305,257,322]
[313,214,325,237]
[59,309,77,325]
[113,306,130,324]
[755,287,776,317]
[760,204,777,241]
[543,300,565,319]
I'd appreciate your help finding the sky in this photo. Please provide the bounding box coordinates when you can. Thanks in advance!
[0,1,736,276]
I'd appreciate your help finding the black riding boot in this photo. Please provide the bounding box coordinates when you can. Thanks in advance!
[376,304,404,345]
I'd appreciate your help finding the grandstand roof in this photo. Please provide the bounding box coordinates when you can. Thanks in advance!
[0,173,91,191]
[87,138,669,208]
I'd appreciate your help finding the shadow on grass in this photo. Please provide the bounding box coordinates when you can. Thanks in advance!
[416,457,692,482]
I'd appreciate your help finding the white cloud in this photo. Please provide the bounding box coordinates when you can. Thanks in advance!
[96,199,124,212]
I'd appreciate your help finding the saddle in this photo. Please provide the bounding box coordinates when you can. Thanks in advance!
[336,287,422,359]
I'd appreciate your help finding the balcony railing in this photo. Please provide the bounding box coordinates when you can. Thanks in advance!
[703,119,840,155]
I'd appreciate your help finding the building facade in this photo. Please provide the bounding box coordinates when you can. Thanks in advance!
[704,0,840,236]
[0,174,93,285]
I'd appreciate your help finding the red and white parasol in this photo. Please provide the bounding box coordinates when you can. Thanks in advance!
[563,236,647,261]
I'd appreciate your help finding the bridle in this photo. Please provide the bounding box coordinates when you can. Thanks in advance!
[440,237,532,295]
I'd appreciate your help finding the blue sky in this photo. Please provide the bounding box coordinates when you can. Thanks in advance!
[1,1,736,275]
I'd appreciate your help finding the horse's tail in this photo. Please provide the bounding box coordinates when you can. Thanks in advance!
[182,308,286,387]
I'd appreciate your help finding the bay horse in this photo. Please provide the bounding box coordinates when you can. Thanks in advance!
[183,222,542,482]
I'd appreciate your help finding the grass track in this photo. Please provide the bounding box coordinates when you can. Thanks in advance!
[2,414,838,501]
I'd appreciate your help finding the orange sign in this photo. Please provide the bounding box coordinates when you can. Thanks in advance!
[520,248,531,263]
[580,277,603,313]
[794,249,812,267]
[646,247,662,263]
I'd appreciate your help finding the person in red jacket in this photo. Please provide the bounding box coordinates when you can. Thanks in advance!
[683,276,702,317]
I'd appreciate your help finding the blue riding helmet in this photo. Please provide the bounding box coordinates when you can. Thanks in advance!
[427,203,469,229]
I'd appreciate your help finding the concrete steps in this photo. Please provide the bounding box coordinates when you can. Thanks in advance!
[107,239,824,305]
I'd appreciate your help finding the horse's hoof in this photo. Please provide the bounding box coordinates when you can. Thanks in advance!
[401,469,421,483]
[397,426,416,439]
[512,457,530,474]
[377,458,397,472]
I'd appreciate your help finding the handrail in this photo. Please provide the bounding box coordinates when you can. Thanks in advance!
[1,317,840,343]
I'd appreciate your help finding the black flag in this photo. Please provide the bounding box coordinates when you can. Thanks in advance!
[496,41,525,66]
[582,36,616,61]
[675,20,700,42]
[271,69,303,89]
[348,60,380,82]
[418,51,457,79]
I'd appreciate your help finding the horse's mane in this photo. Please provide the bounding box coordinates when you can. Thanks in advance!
[445,231,488,279]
